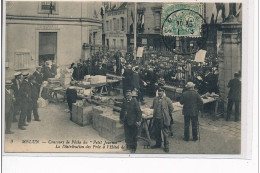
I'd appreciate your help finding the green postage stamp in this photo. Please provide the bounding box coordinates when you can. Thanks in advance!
[162,3,203,37]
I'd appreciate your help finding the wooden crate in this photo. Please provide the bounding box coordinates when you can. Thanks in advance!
[72,104,93,126]
[99,113,125,142]
[72,103,78,123]
[77,105,93,126]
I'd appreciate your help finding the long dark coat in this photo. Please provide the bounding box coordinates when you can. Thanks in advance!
[227,78,241,101]
[120,98,142,126]
[180,90,203,117]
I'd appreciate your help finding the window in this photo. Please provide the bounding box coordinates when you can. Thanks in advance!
[154,12,161,30]
[120,39,124,49]
[117,19,120,31]
[113,39,116,49]
[14,50,31,70]
[106,21,109,31]
[38,1,59,15]
[120,17,125,31]
[113,18,116,31]
[110,20,112,31]
[106,39,109,49]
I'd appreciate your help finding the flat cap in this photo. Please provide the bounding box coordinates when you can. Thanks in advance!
[22,72,29,77]
[14,72,22,76]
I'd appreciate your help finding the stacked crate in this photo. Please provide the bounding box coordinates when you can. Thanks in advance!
[60,73,71,88]
[92,106,125,142]
[71,103,93,126]
[99,112,125,142]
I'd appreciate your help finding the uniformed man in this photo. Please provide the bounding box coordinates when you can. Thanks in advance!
[5,81,15,134]
[11,72,22,122]
[28,75,41,121]
[120,90,142,153]
[18,72,31,130]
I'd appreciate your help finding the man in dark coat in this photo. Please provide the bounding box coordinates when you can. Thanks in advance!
[180,82,203,141]
[94,62,107,76]
[151,87,173,152]
[29,75,41,121]
[11,72,22,122]
[18,72,31,130]
[120,90,142,153]
[33,66,43,92]
[226,72,241,121]
[66,85,77,120]
[5,81,15,134]
[42,61,52,81]
[122,64,133,97]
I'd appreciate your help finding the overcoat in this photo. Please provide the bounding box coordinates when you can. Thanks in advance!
[180,90,203,117]
[120,98,142,126]
[152,96,173,126]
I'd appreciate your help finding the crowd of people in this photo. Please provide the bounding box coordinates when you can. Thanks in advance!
[5,50,241,155]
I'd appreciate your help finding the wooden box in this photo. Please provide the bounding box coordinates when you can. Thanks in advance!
[99,112,125,142]
[72,104,93,126]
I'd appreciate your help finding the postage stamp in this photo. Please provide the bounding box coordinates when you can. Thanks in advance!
[162,3,203,37]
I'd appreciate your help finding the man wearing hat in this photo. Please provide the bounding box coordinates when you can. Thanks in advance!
[151,87,173,152]
[180,82,203,141]
[94,61,106,76]
[120,90,142,153]
[5,80,15,134]
[28,75,41,121]
[33,66,43,92]
[18,72,31,130]
[11,71,22,122]
[226,72,241,121]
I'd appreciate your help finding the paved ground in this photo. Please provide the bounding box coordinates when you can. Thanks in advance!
[4,97,241,154]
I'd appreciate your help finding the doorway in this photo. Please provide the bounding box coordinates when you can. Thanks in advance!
[39,32,57,66]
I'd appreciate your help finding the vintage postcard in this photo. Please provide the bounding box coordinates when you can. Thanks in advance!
[2,1,248,155]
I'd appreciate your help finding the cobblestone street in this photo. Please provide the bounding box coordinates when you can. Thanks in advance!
[5,96,241,154]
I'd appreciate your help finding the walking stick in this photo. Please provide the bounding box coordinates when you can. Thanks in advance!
[197,116,200,142]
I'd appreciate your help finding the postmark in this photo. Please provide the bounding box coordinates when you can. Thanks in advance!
[162,3,203,37]
[161,3,209,55]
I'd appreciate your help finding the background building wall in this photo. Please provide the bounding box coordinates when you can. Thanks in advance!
[5,1,102,80]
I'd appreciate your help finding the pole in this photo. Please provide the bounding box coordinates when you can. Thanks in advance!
[133,2,137,60]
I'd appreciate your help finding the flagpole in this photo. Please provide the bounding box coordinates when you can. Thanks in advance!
[133,2,137,60]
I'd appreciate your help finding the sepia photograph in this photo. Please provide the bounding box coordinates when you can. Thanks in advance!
[3,1,244,154]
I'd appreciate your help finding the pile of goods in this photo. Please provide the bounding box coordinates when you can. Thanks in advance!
[92,106,124,142]
[47,78,61,88]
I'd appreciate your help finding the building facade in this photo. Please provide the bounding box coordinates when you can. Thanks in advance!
[103,2,128,54]
[5,1,103,79]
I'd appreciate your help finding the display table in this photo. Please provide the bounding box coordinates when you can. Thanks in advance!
[138,98,219,145]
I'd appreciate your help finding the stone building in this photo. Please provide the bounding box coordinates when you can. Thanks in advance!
[5,1,103,79]
[103,2,128,54]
